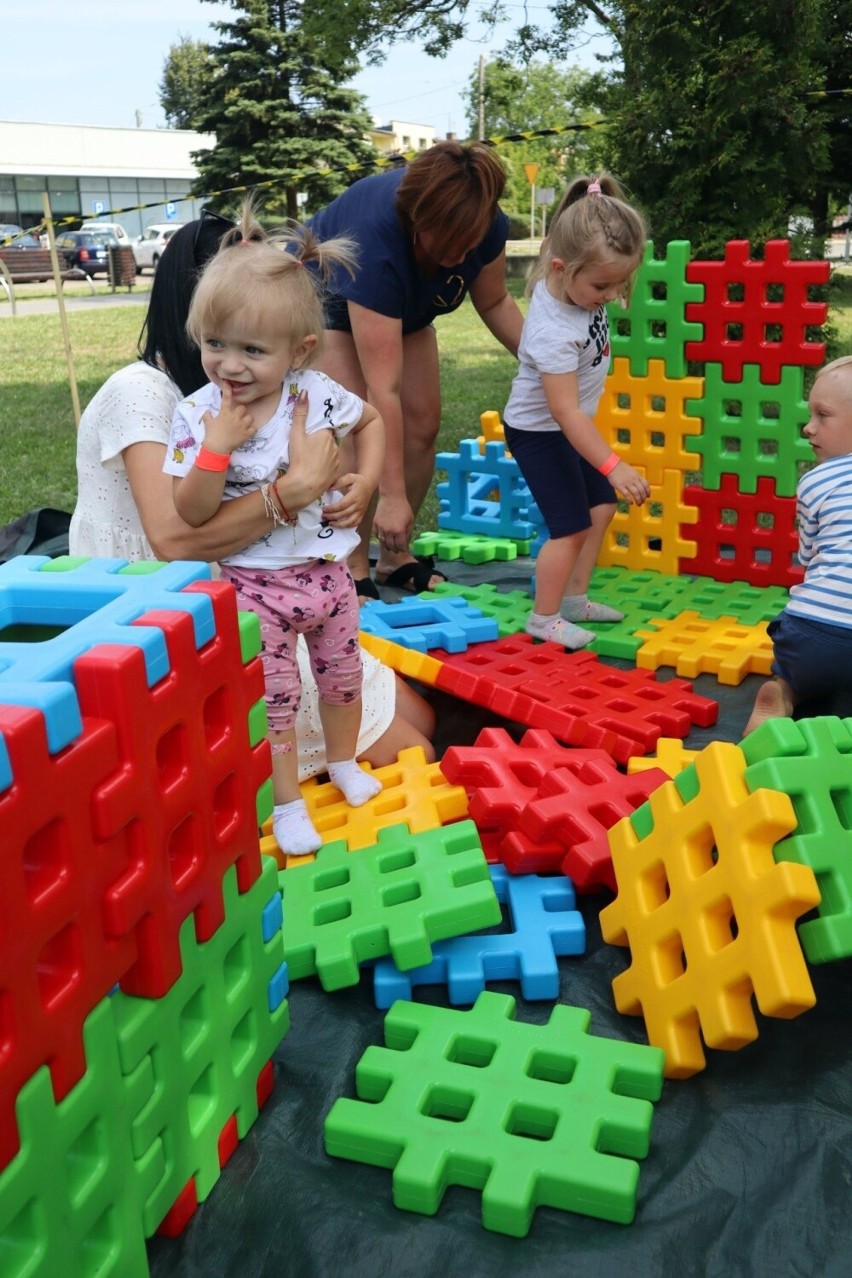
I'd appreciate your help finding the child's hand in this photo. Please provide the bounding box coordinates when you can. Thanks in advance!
[321,473,373,528]
[609,460,651,506]
[201,384,257,454]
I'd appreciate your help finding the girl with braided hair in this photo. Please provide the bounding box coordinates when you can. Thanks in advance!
[164,202,385,856]
[503,173,651,650]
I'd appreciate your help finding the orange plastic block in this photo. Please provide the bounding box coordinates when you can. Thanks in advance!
[600,742,819,1078]
[627,738,699,779]
[357,632,444,687]
[635,612,773,686]
[260,746,469,866]
[477,409,506,451]
[597,358,704,485]
[598,470,698,576]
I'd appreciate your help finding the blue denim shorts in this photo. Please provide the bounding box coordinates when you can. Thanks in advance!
[768,609,852,698]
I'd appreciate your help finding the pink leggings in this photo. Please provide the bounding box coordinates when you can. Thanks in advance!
[220,560,362,732]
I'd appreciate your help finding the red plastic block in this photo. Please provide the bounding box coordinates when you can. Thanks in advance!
[678,474,803,588]
[76,582,270,997]
[0,704,138,1172]
[440,727,613,861]
[684,240,829,383]
[434,636,717,764]
[506,761,670,892]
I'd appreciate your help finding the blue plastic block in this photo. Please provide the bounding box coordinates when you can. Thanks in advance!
[372,864,586,1007]
[358,594,499,653]
[436,440,535,540]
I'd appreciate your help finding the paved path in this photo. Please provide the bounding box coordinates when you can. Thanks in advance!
[0,286,151,318]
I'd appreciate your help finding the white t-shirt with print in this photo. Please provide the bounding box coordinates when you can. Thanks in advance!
[163,366,363,568]
[504,279,611,431]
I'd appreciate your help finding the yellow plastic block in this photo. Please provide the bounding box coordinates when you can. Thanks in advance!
[600,741,819,1078]
[260,746,469,868]
[627,738,699,778]
[358,631,445,687]
[598,470,698,576]
[598,358,704,484]
[634,612,773,685]
[476,409,506,453]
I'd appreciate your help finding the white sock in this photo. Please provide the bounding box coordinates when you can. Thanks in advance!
[327,758,383,807]
[272,799,322,856]
[525,611,596,651]
[561,593,625,623]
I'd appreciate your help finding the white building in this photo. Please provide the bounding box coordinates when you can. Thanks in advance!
[0,120,215,238]
[368,119,437,158]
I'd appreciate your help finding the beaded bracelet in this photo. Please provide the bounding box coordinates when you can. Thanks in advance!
[598,451,621,477]
[261,483,285,527]
[195,445,231,472]
[272,478,298,526]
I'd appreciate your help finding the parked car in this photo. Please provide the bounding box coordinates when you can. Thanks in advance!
[132,223,185,274]
[80,220,132,247]
[0,223,41,248]
[54,230,118,277]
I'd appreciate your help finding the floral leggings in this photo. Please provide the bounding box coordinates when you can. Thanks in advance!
[220,559,362,732]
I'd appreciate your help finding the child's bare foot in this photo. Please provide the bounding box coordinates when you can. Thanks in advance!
[743,680,793,736]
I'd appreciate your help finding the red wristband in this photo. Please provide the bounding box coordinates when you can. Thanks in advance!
[598,451,620,477]
[195,445,230,472]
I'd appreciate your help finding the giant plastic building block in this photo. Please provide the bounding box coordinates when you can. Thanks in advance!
[441,726,612,860]
[0,556,216,752]
[75,583,271,997]
[596,358,704,484]
[0,997,160,1278]
[477,408,505,448]
[0,702,138,1173]
[429,582,533,638]
[687,363,811,496]
[677,579,790,627]
[111,857,288,1236]
[356,632,444,686]
[600,742,820,1078]
[627,737,699,779]
[742,716,852,964]
[412,530,530,563]
[372,864,585,1006]
[435,440,535,540]
[434,637,718,764]
[684,240,829,383]
[502,759,670,892]
[598,469,699,576]
[678,474,803,588]
[608,239,703,378]
[324,991,665,1233]
[261,746,469,865]
[635,611,774,686]
[278,821,500,989]
[358,593,498,653]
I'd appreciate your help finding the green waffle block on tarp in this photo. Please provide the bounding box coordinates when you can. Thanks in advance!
[412,530,532,562]
[427,581,533,636]
[324,991,664,1235]
[742,716,852,964]
[279,820,500,990]
[0,997,160,1278]
[111,856,288,1234]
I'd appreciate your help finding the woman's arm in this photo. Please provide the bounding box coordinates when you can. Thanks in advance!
[468,252,525,358]
[126,398,341,561]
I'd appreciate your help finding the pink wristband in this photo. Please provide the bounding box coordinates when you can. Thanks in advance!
[598,451,620,477]
[195,445,231,472]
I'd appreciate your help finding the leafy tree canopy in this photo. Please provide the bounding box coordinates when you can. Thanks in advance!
[159,36,214,130]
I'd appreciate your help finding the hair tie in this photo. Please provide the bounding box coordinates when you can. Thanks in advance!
[587,181,602,196]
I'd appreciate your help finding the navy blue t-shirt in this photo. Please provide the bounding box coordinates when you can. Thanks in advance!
[307,166,509,335]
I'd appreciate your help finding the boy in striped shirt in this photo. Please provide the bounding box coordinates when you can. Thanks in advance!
[745,355,852,734]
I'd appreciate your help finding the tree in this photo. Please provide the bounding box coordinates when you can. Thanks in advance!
[185,0,377,219]
[159,36,214,130]
[464,58,606,235]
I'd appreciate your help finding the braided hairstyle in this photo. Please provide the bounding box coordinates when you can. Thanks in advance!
[528,173,647,304]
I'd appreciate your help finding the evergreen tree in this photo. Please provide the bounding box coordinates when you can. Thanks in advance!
[188,0,377,219]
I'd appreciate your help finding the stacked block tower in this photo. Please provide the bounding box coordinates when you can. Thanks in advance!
[0,557,289,1275]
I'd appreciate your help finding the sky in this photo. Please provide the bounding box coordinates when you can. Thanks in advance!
[1,0,609,139]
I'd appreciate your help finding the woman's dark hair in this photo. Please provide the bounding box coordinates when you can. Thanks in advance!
[137,210,234,396]
[395,141,506,266]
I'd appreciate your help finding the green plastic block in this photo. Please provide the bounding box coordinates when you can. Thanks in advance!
[279,821,500,990]
[111,857,288,1234]
[428,582,533,637]
[742,716,852,963]
[324,991,664,1234]
[608,240,703,379]
[412,530,530,563]
[0,998,160,1278]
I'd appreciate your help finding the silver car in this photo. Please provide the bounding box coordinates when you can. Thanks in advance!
[132,223,185,274]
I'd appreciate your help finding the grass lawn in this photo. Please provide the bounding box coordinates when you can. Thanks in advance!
[1,271,850,533]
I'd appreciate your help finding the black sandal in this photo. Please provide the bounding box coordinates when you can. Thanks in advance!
[374,555,449,595]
